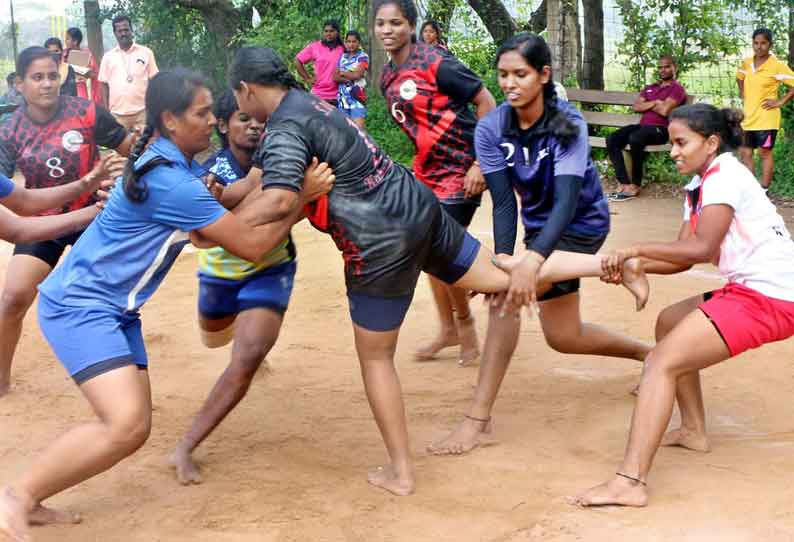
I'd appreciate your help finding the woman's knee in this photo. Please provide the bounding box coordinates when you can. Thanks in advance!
[0,283,37,317]
[105,409,152,454]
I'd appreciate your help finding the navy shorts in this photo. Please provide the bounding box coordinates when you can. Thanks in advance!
[743,130,777,150]
[38,294,148,385]
[524,231,607,301]
[14,230,83,268]
[198,260,297,320]
[349,233,480,332]
[441,201,478,228]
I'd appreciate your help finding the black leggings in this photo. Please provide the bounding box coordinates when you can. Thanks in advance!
[606,124,668,187]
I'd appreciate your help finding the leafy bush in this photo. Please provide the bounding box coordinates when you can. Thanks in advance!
[366,93,415,166]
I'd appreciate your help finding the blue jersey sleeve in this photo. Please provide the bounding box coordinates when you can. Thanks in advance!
[475,120,508,175]
[0,173,14,198]
[152,179,227,231]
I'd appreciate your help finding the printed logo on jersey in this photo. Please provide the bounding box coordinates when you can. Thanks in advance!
[399,80,418,101]
[62,130,84,153]
[537,147,549,162]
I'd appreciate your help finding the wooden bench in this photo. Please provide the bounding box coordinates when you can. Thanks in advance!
[565,88,693,152]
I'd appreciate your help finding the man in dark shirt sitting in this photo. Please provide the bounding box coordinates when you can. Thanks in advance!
[607,55,687,201]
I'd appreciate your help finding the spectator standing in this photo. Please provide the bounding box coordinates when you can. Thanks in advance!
[64,27,102,106]
[334,30,369,128]
[44,38,77,97]
[419,20,448,52]
[98,15,159,131]
[607,55,686,201]
[295,20,345,106]
[736,28,794,190]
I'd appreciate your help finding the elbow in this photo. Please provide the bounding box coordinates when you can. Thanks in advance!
[269,190,297,221]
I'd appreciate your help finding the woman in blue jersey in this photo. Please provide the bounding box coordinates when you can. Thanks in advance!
[0,69,333,539]
[169,90,299,485]
[428,33,652,456]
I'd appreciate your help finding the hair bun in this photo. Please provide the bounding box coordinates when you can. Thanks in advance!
[721,108,744,127]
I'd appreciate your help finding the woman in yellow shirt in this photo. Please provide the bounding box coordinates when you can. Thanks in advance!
[736,28,794,190]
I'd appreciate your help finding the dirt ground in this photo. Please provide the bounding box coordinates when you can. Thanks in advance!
[2,193,794,542]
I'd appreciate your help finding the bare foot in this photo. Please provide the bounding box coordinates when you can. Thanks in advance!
[427,417,493,456]
[28,503,81,526]
[169,446,202,485]
[456,315,480,367]
[622,258,649,311]
[569,476,648,507]
[414,328,459,361]
[366,465,414,496]
[0,487,31,542]
[661,427,710,452]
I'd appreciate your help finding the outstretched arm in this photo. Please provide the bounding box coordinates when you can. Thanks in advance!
[1,154,124,216]
[0,205,99,244]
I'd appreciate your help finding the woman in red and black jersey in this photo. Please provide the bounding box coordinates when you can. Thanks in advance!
[376,0,496,366]
[0,47,134,397]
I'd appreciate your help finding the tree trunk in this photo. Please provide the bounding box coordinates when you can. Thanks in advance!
[581,0,604,89]
[425,0,457,35]
[466,0,516,45]
[526,0,547,34]
[84,1,103,62]
[367,0,388,91]
[173,0,250,62]
[547,0,581,85]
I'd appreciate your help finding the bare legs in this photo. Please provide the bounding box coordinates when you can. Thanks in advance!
[170,308,283,485]
[571,308,730,507]
[428,250,651,456]
[415,276,480,366]
[740,146,774,189]
[0,366,152,540]
[0,255,52,397]
[354,324,415,496]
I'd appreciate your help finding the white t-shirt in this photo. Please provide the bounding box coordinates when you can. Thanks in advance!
[683,152,794,301]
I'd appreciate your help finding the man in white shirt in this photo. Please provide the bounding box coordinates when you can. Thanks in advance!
[97,15,159,131]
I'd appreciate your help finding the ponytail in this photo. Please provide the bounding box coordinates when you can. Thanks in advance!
[229,47,305,92]
[496,32,578,147]
[670,104,744,153]
[122,124,155,202]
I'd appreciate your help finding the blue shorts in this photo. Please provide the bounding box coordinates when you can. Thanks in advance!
[198,260,296,320]
[38,294,148,385]
[348,233,480,332]
[338,105,367,119]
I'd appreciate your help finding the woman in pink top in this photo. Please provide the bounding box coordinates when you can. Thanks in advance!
[295,20,345,106]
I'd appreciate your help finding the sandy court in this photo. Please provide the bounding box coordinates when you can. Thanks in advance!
[2,193,794,541]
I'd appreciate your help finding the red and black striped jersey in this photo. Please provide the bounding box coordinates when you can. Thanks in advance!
[380,42,483,204]
[0,96,126,215]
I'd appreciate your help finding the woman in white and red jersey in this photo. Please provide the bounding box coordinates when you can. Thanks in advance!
[573,103,794,508]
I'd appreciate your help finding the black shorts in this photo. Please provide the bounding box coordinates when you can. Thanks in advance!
[441,201,478,228]
[743,130,777,149]
[13,230,83,268]
[524,230,607,302]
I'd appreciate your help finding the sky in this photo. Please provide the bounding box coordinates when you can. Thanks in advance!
[0,0,74,22]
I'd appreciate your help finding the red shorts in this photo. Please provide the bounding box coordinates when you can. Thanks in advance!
[699,282,794,357]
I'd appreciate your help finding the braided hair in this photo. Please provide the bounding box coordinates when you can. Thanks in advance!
[228,47,305,92]
[122,68,209,203]
[495,33,578,147]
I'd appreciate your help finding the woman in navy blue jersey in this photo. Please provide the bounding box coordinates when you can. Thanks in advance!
[428,33,652,456]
